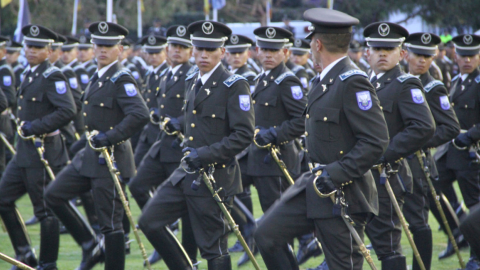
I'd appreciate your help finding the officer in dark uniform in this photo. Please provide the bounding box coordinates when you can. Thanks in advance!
[61,36,90,91]
[402,32,461,270]
[120,39,143,87]
[138,20,255,270]
[78,35,97,77]
[433,34,480,266]
[285,37,310,92]
[348,40,370,72]
[435,43,452,88]
[44,21,149,270]
[134,34,168,166]
[6,40,24,90]
[290,38,316,81]
[460,204,480,269]
[0,24,76,270]
[225,34,257,90]
[363,22,435,270]
[254,8,389,270]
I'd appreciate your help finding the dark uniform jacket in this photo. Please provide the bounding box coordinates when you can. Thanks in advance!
[286,60,309,92]
[148,63,193,163]
[234,64,257,93]
[286,57,389,219]
[82,60,97,77]
[69,59,90,92]
[138,62,169,145]
[16,60,76,168]
[246,62,306,177]
[167,63,255,197]
[122,59,143,87]
[72,62,149,178]
[11,61,24,91]
[435,57,452,89]
[0,59,16,137]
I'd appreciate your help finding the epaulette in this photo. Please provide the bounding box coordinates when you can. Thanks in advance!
[60,65,73,73]
[43,66,61,78]
[0,64,13,73]
[72,65,85,72]
[397,74,419,83]
[86,65,96,73]
[291,65,305,74]
[159,68,168,77]
[339,69,368,81]
[254,73,263,81]
[241,71,257,79]
[13,64,24,73]
[186,65,199,78]
[424,80,444,92]
[475,75,480,84]
[224,74,247,87]
[110,68,132,83]
[451,74,460,82]
[127,63,137,70]
[275,71,296,84]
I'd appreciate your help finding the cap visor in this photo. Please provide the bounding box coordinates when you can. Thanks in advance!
[91,38,121,46]
[192,40,224,48]
[256,40,284,50]
[367,41,402,48]
[407,47,436,56]
[455,48,480,56]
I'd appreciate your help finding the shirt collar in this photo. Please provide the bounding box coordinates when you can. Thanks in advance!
[371,72,385,80]
[231,68,238,74]
[97,60,118,78]
[170,64,183,76]
[408,73,421,78]
[153,61,167,74]
[320,56,347,81]
[27,64,40,73]
[460,73,469,81]
[197,62,222,85]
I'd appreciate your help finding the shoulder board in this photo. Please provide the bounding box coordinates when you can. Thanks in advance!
[241,71,257,78]
[159,68,168,77]
[451,74,460,82]
[127,63,137,70]
[291,65,305,74]
[60,65,73,72]
[13,64,24,73]
[110,68,132,83]
[0,64,12,72]
[339,69,368,81]
[397,74,419,83]
[43,66,61,78]
[424,80,444,92]
[306,68,315,76]
[475,75,480,84]
[86,65,96,72]
[224,74,247,87]
[275,71,296,84]
[72,65,85,72]
[254,73,262,81]
[186,65,199,78]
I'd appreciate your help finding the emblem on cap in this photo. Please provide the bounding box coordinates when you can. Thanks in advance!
[79,36,86,43]
[231,35,239,44]
[294,39,302,47]
[176,25,186,37]
[378,23,390,37]
[98,22,109,34]
[266,28,276,39]
[148,36,156,45]
[30,25,40,37]
[421,33,431,44]
[202,22,214,35]
[464,35,473,45]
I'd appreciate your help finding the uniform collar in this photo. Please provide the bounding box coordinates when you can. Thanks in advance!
[97,60,118,78]
[153,60,167,74]
[66,58,78,67]
[460,73,469,82]
[169,63,183,76]
[197,61,222,85]
[320,56,347,81]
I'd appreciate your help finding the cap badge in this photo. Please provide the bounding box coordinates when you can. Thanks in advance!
[176,25,186,37]
[202,22,214,35]
[464,35,473,45]
[79,36,86,43]
[294,39,302,47]
[231,35,239,44]
[148,36,156,45]
[30,25,40,37]
[378,23,390,37]
[98,22,109,34]
[266,28,276,39]
[421,33,431,44]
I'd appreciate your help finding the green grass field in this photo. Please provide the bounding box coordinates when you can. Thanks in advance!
[0,184,470,270]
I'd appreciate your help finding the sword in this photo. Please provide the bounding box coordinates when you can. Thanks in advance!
[0,132,16,155]
[162,117,185,148]
[0,252,35,270]
[87,131,152,270]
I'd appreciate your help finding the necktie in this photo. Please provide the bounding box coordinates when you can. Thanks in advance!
[194,79,203,95]
[257,73,266,83]
[450,77,462,97]
[370,75,378,84]
[84,73,99,97]
[311,76,320,89]
[166,70,173,83]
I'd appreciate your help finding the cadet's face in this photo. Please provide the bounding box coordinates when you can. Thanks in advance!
[348,50,362,61]
[147,50,166,67]
[78,48,94,62]
[406,51,434,75]
[193,46,225,75]
[61,48,78,64]
[6,51,20,64]
[291,53,309,66]
[367,46,404,74]
[312,54,322,73]
[226,50,249,69]
[257,47,286,70]
[49,48,62,63]
[455,54,480,74]
[25,45,51,66]
[94,44,123,69]
[166,44,192,67]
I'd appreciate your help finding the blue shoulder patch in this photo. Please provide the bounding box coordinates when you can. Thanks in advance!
[186,66,199,80]
[451,74,460,82]
[291,65,305,74]
[43,66,61,78]
[110,68,132,83]
[397,74,419,83]
[424,80,444,92]
[224,74,247,87]
[241,71,257,79]
[339,69,368,81]
[275,72,296,85]
[475,75,480,84]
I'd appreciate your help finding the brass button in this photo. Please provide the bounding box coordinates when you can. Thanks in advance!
[110,127,113,129]
[148,90,151,93]
[340,151,344,154]
[193,110,196,114]
[212,114,215,118]
[191,123,195,128]
[253,100,256,104]
[156,87,160,90]
[160,105,164,109]
[32,97,36,101]
[265,102,268,106]
[305,131,308,136]
[100,103,104,107]
[20,95,23,99]
[147,98,150,102]
[85,125,88,129]
[18,106,21,110]
[162,94,166,98]
[176,94,180,98]
[380,106,383,110]
[465,104,468,108]
[323,117,327,121]
[306,114,310,119]
[451,102,454,106]
[84,101,88,105]
[83,112,87,116]
[189,136,193,141]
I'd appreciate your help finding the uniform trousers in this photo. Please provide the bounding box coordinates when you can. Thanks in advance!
[460,203,480,259]
[252,175,290,212]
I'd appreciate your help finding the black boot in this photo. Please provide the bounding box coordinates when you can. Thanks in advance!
[0,208,38,269]
[24,216,39,226]
[296,233,322,265]
[143,226,193,270]
[208,254,232,270]
[412,227,432,270]
[257,243,298,270]
[36,262,57,270]
[307,259,328,270]
[104,231,125,270]
[38,217,59,269]
[145,250,162,266]
[381,255,407,270]
[438,228,469,260]
[462,256,480,270]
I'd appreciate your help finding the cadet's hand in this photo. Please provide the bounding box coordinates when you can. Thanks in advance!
[454,133,473,148]
[150,108,160,123]
[255,126,277,146]
[315,170,337,194]
[165,115,181,132]
[92,132,112,147]
[182,147,202,170]
[20,121,34,136]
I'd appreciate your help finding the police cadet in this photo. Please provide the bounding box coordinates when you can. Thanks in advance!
[61,36,90,91]
[285,37,310,92]
[130,25,198,266]
[120,39,143,87]
[78,35,97,77]
[225,34,257,91]
[0,24,76,270]
[289,38,316,81]
[133,33,168,166]
[6,40,24,90]
[138,20,255,270]
[460,203,480,269]
[432,34,480,266]
[253,8,389,270]
[348,40,370,72]
[362,22,435,269]
[44,22,149,270]
[402,32,460,270]
[435,43,452,88]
